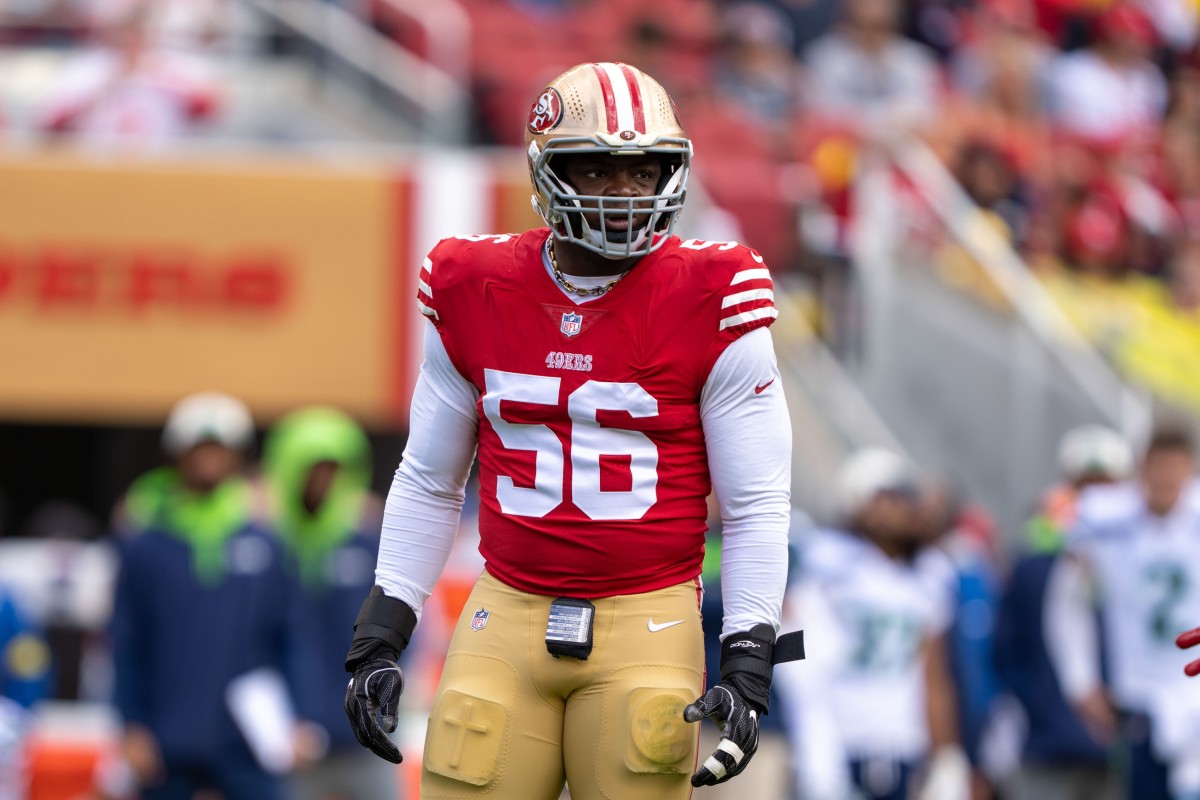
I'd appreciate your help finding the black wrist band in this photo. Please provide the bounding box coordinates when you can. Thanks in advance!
[345,586,418,671]
[718,625,806,714]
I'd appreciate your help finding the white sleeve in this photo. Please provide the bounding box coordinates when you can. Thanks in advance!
[1044,554,1102,701]
[701,326,792,637]
[374,322,479,620]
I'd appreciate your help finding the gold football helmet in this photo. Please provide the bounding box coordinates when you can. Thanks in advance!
[525,62,692,259]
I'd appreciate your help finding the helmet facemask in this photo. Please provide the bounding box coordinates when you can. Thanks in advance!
[530,138,691,260]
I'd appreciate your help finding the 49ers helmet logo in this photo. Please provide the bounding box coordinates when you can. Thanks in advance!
[528,88,564,134]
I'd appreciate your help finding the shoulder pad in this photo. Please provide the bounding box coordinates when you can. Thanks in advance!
[418,234,519,324]
[677,239,778,336]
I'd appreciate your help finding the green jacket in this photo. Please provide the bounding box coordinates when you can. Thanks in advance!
[262,406,372,588]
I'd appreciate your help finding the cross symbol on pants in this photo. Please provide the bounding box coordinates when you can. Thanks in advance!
[446,700,490,768]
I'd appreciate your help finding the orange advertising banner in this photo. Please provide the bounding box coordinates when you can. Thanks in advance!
[0,153,413,427]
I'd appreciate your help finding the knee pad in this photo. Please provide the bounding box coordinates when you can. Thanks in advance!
[624,688,696,775]
[424,689,508,786]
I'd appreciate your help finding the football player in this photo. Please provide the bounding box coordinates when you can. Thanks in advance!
[775,448,968,800]
[1046,429,1200,800]
[341,62,801,800]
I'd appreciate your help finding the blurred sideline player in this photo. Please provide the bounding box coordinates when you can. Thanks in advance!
[775,448,970,800]
[1046,428,1200,800]
[341,61,802,800]
[106,392,292,800]
[994,424,1131,800]
[916,477,1003,800]
[261,407,401,800]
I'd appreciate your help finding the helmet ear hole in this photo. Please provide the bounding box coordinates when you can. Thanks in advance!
[655,155,682,194]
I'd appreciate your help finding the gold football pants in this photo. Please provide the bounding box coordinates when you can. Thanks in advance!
[420,571,705,800]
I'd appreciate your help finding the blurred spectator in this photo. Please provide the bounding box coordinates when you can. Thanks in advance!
[1045,4,1167,144]
[35,1,222,152]
[776,448,969,800]
[621,16,695,100]
[109,391,292,800]
[802,0,940,134]
[1061,185,1134,279]
[753,0,838,56]
[260,406,400,800]
[1163,60,1200,233]
[931,137,1035,307]
[1046,427,1200,800]
[957,139,1032,248]
[947,0,1054,176]
[714,3,803,136]
[994,424,1131,800]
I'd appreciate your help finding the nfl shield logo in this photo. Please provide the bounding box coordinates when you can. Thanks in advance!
[471,608,490,631]
[560,311,582,337]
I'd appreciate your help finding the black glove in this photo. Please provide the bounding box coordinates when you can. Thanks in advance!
[684,680,761,786]
[685,624,805,787]
[344,652,404,763]
[344,586,418,764]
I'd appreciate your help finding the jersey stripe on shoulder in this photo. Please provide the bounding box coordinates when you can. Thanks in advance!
[417,257,438,321]
[719,266,777,333]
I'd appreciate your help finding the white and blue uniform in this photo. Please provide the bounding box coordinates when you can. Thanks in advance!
[776,528,955,799]
[1047,481,1200,798]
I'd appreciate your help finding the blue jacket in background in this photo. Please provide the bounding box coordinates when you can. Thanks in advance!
[111,524,290,762]
[285,527,381,751]
[994,552,1109,766]
[944,547,1002,765]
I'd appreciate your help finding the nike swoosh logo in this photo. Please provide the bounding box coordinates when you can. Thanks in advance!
[754,378,775,394]
[648,619,684,632]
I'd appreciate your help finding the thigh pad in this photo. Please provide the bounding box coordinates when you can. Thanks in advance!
[624,687,696,775]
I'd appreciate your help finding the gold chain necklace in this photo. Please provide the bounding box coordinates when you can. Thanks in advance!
[547,240,623,297]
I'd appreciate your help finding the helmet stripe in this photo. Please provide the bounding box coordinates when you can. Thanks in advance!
[617,63,646,133]
[589,63,619,133]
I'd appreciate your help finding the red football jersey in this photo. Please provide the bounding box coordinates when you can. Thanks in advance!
[417,229,776,597]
